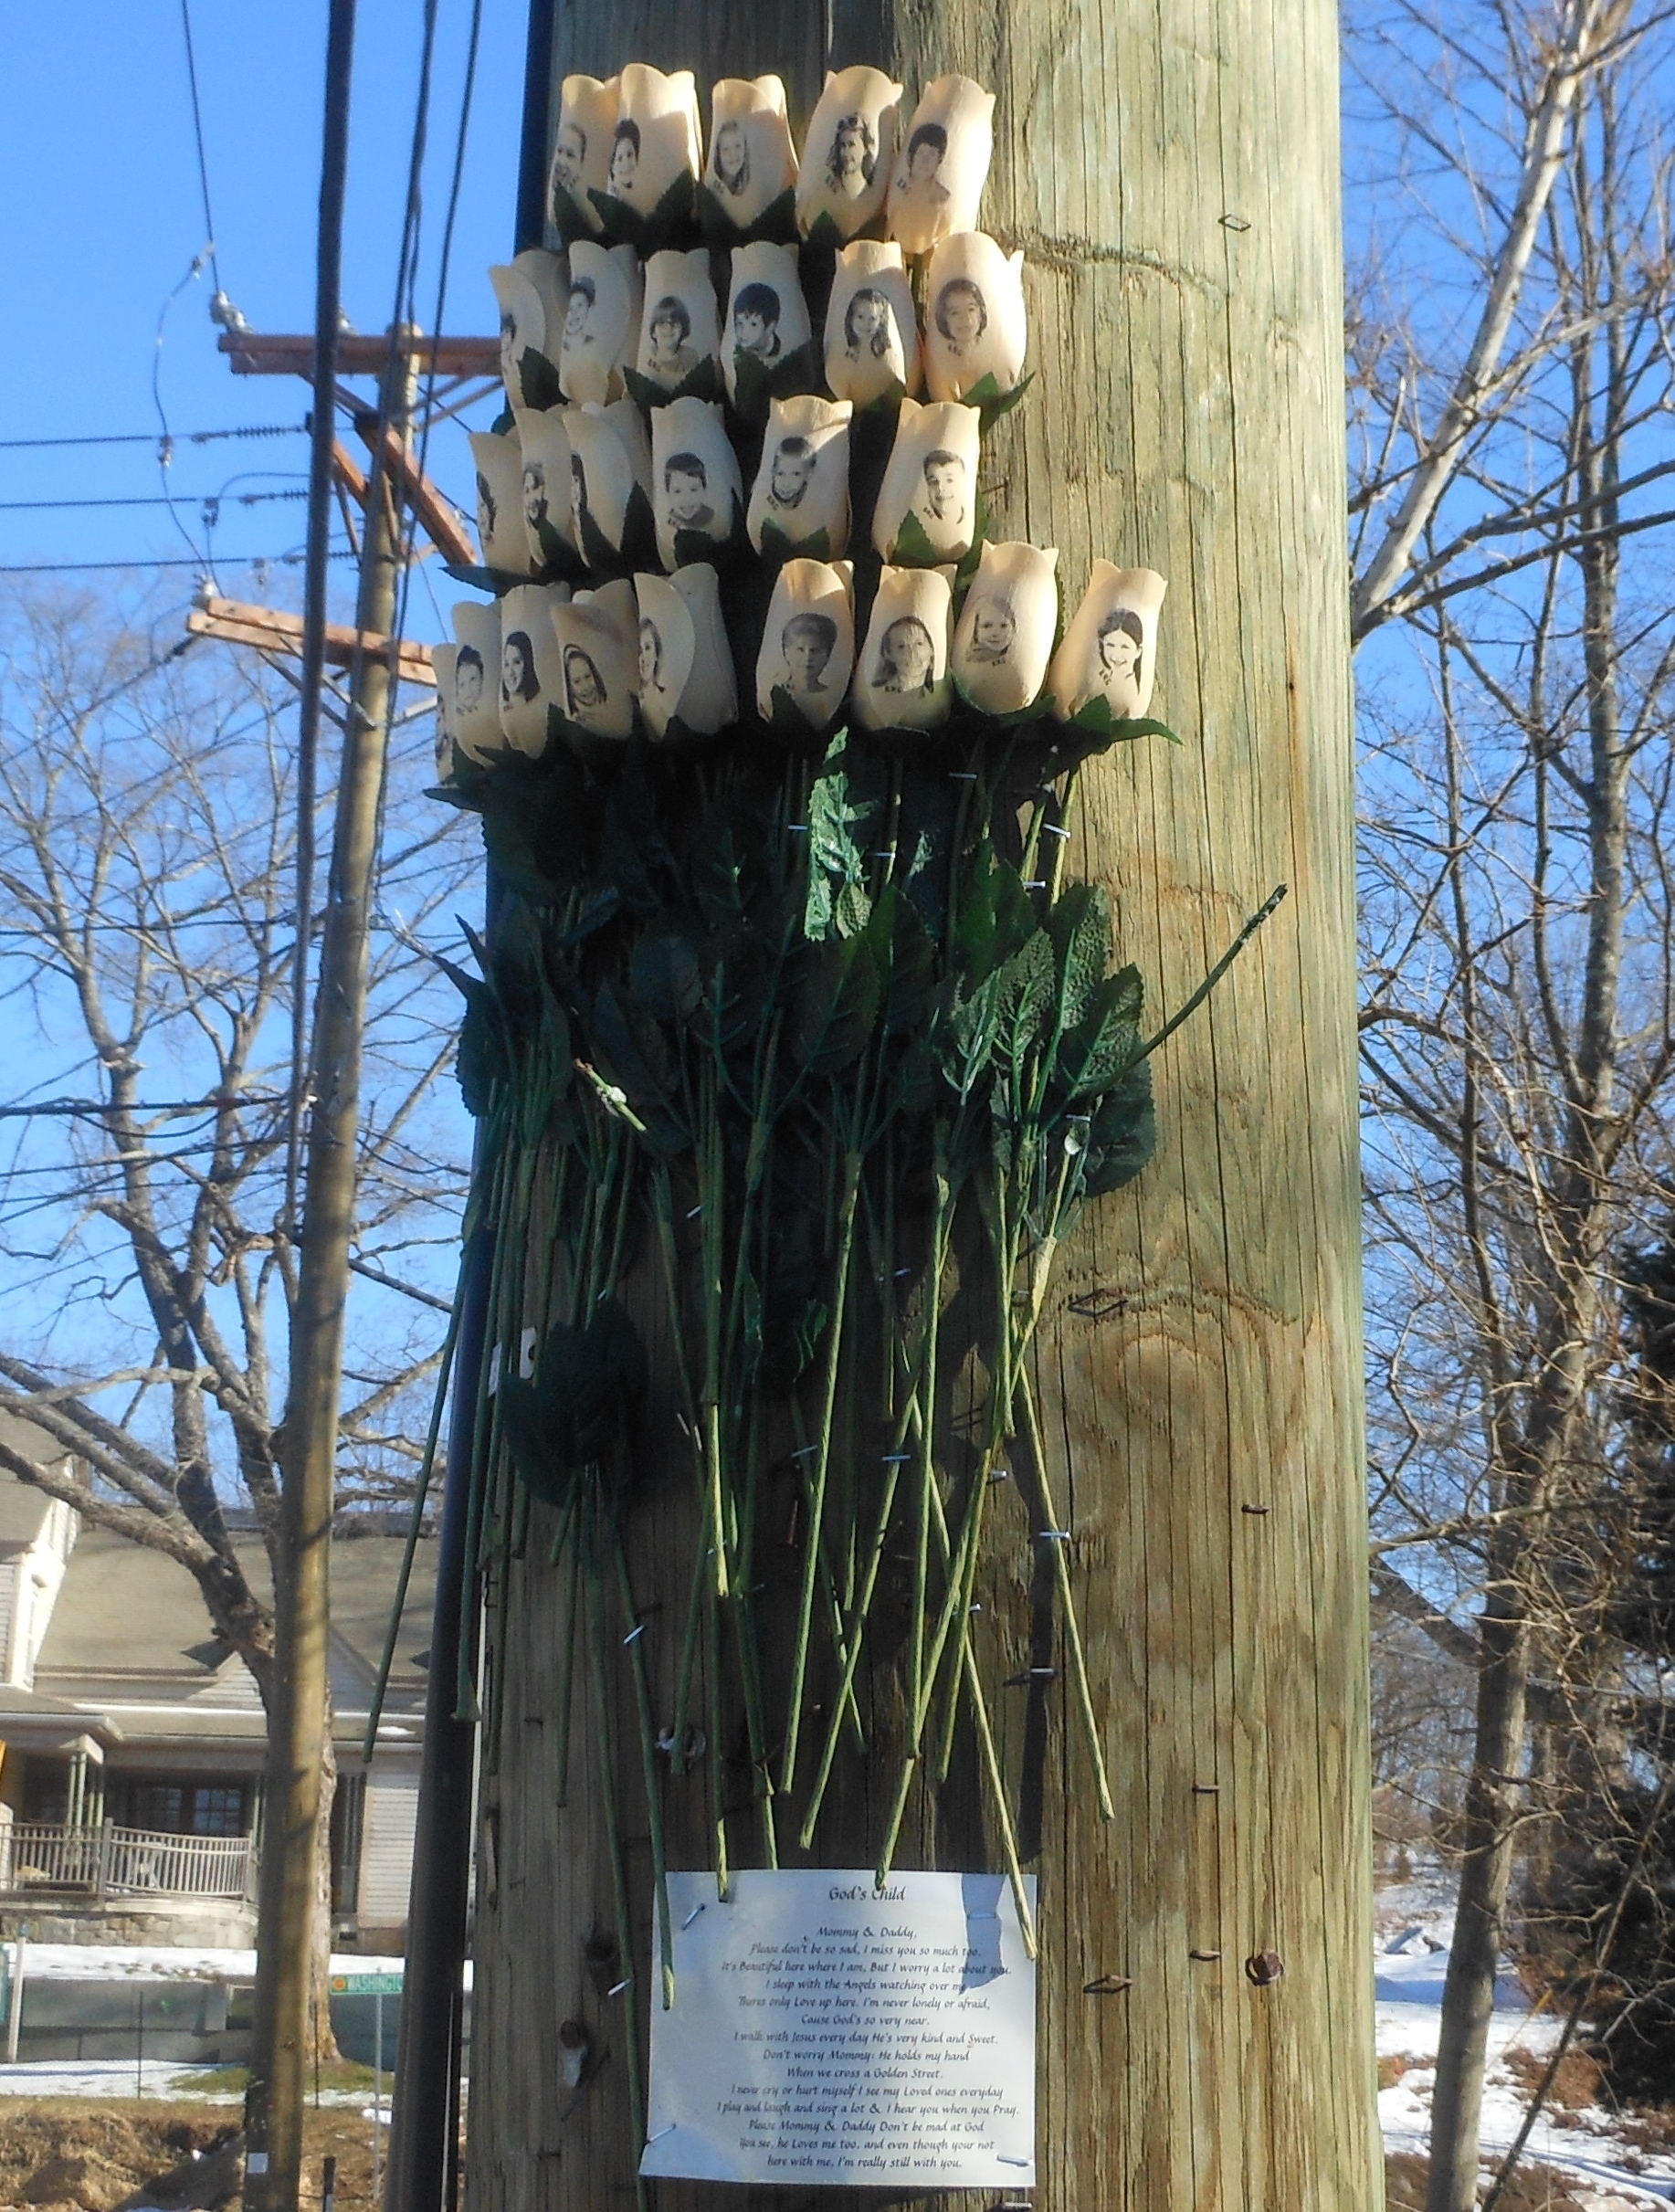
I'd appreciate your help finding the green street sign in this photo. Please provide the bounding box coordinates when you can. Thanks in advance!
[330,1973,403,1996]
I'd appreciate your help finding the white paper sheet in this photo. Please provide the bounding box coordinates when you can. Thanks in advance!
[639,1868,1037,2189]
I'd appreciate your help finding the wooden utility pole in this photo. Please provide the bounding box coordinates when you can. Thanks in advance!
[246,332,417,2212]
[466,4,1379,2208]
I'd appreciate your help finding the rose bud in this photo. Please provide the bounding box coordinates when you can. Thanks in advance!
[723,241,814,405]
[706,77,799,230]
[610,65,702,211]
[649,397,744,571]
[747,394,853,559]
[950,541,1059,714]
[551,577,639,740]
[886,76,995,258]
[924,233,1027,403]
[870,397,981,565]
[636,249,722,395]
[565,400,655,564]
[559,241,643,406]
[796,67,902,240]
[497,583,576,756]
[493,248,569,406]
[512,408,578,568]
[755,559,856,731]
[449,600,507,762]
[550,74,621,231]
[469,428,535,577]
[429,644,460,776]
[1048,563,1168,722]
[851,565,953,731]
[824,240,922,406]
[634,564,738,738]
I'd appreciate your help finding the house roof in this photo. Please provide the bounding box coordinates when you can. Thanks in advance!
[16,1512,438,1762]
[0,1417,66,1547]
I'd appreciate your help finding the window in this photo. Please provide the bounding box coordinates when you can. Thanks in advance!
[121,1779,248,1837]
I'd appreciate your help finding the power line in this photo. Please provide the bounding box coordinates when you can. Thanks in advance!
[178,0,221,291]
[0,552,356,575]
[0,425,303,452]
[0,490,306,513]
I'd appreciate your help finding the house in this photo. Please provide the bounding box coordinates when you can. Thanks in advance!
[0,1420,435,1950]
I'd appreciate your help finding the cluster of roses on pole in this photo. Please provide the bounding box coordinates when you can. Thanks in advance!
[421,61,1268,2103]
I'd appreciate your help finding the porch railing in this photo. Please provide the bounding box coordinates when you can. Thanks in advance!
[0,1820,256,1901]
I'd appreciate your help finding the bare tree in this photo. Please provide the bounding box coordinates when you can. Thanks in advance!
[0,585,472,2042]
[1347,5,1675,2204]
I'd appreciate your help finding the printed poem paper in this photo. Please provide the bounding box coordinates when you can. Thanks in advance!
[639,1868,1037,2188]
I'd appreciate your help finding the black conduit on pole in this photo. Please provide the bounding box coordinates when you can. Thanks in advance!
[383,8,553,2209]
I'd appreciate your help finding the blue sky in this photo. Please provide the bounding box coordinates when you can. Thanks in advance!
[0,2,526,620]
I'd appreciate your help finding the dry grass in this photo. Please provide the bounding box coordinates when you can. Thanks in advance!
[0,2102,384,2212]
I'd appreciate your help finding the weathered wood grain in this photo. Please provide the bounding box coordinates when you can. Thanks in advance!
[467,3,1379,2207]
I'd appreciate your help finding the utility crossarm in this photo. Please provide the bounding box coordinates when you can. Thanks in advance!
[185,595,437,687]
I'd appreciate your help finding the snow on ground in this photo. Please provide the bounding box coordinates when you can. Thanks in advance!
[1374,1876,1675,2206]
[7,1947,403,1983]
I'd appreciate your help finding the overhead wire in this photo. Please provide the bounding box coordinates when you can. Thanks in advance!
[0,490,306,512]
[0,426,303,451]
[177,0,222,293]
[0,553,355,575]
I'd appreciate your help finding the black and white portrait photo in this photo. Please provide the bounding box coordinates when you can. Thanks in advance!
[873,615,936,695]
[564,643,609,716]
[496,583,574,755]
[724,243,812,405]
[886,74,995,255]
[782,611,839,695]
[952,543,1058,712]
[1048,562,1167,724]
[650,397,743,569]
[705,76,799,229]
[663,452,716,534]
[613,64,702,209]
[552,71,621,227]
[746,394,853,555]
[732,282,784,363]
[565,398,655,561]
[560,242,641,407]
[553,576,645,739]
[755,556,856,727]
[767,437,816,512]
[870,397,980,564]
[450,599,505,760]
[852,565,952,731]
[635,564,737,738]
[470,429,533,575]
[964,595,1014,664]
[825,241,920,406]
[919,448,966,529]
[636,248,718,393]
[795,66,901,239]
[924,233,1027,403]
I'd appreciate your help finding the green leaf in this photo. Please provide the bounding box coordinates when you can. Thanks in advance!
[589,982,689,1153]
[1054,965,1146,1101]
[500,1300,648,1504]
[954,846,1036,987]
[758,516,832,566]
[433,956,507,1118]
[547,179,596,247]
[991,929,1056,1082]
[442,561,519,598]
[791,935,881,1077]
[675,491,750,574]
[587,172,698,254]
[962,368,1036,435]
[886,506,945,569]
[1080,1064,1157,1195]
[631,931,703,1025]
[516,346,565,411]
[624,355,725,410]
[768,337,824,401]
[1060,692,1182,745]
[805,733,883,941]
[1044,882,1112,1037]
[698,181,799,248]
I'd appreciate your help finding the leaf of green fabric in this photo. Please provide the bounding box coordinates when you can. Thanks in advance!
[791,935,881,1077]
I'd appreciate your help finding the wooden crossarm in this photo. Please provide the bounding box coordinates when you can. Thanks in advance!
[186,598,437,687]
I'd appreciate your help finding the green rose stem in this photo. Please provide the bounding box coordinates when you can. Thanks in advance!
[583,1502,649,2212]
[706,1575,731,1901]
[778,1143,864,1796]
[610,1523,676,2007]
[456,1139,511,1722]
